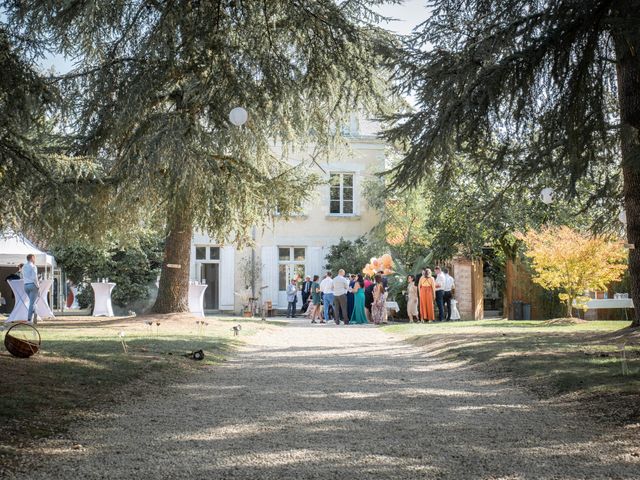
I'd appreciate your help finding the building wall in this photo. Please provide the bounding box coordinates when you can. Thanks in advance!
[190,133,386,312]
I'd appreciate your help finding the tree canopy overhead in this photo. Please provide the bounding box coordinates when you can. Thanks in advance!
[385,0,640,326]
[3,0,397,312]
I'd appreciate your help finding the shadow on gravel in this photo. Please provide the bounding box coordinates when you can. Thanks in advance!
[22,333,640,480]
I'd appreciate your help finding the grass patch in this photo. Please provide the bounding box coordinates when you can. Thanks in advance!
[383,320,640,423]
[0,314,275,459]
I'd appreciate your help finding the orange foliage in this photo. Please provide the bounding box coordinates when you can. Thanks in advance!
[519,226,627,316]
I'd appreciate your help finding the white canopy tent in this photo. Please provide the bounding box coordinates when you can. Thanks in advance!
[0,233,56,269]
[0,233,59,317]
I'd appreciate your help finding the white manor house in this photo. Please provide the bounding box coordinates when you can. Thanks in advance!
[190,117,386,313]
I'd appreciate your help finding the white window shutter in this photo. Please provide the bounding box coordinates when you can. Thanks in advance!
[219,246,235,310]
[306,247,324,278]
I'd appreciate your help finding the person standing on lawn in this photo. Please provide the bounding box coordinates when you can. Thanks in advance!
[434,266,446,322]
[301,276,312,314]
[347,274,356,320]
[286,279,298,318]
[23,254,39,324]
[350,274,368,324]
[332,269,350,325]
[371,274,387,325]
[309,275,324,323]
[443,268,455,321]
[406,274,419,323]
[320,272,334,323]
[419,268,436,322]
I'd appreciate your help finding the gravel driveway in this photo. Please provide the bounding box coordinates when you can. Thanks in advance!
[12,320,640,479]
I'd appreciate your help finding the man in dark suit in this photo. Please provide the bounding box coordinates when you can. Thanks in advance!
[300,276,312,313]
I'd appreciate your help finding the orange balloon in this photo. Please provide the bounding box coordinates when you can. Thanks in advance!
[381,253,393,268]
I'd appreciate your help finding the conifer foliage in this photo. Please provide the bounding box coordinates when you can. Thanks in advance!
[385,0,640,326]
[2,1,394,312]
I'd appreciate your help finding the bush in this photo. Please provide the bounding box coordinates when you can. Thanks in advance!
[52,235,164,309]
[324,236,380,276]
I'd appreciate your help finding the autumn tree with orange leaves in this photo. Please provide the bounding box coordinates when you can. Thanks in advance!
[519,227,627,318]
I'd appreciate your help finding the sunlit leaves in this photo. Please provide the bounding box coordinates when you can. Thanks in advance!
[519,226,627,315]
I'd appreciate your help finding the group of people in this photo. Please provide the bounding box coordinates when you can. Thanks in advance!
[406,266,456,323]
[287,269,389,325]
[285,265,456,325]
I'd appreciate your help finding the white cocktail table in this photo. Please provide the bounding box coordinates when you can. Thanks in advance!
[92,282,116,317]
[6,279,55,322]
[6,279,29,322]
[450,298,461,320]
[36,279,54,319]
[385,301,400,312]
[188,284,208,318]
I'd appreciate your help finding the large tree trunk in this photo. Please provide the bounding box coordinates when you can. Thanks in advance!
[152,208,193,313]
[613,4,640,328]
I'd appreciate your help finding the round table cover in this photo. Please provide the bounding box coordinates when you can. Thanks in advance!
[188,284,208,318]
[450,299,461,320]
[5,279,54,322]
[6,279,29,322]
[385,301,400,312]
[92,282,116,317]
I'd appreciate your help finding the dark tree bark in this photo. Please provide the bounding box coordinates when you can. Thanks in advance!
[152,208,193,314]
[613,0,640,327]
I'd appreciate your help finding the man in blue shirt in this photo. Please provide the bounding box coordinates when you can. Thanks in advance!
[22,254,39,324]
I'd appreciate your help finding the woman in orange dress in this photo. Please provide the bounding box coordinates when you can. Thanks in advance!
[418,268,436,322]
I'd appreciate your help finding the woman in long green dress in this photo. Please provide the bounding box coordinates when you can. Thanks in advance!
[350,274,368,324]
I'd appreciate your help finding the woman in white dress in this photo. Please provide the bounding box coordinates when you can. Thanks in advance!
[406,275,419,322]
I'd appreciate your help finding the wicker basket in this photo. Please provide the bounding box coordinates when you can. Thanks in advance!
[4,324,41,358]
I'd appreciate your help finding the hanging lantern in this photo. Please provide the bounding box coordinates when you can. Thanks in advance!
[540,187,554,205]
[229,107,248,126]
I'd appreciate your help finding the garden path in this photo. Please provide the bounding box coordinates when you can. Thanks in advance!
[13,320,640,479]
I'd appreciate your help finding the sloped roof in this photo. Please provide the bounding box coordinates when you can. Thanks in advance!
[0,233,56,267]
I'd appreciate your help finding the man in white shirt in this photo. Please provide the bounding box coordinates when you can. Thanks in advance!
[332,269,350,325]
[23,254,40,324]
[434,266,446,322]
[443,268,455,321]
[319,272,334,323]
[286,279,298,318]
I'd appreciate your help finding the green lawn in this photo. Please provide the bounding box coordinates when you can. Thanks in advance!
[0,315,275,456]
[383,320,640,421]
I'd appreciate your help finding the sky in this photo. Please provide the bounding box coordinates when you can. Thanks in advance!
[41,0,432,73]
[376,0,431,35]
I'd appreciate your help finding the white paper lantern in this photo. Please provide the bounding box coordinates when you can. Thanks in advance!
[619,209,627,225]
[540,187,555,205]
[229,107,248,126]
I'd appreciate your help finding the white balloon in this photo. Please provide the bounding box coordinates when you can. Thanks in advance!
[540,187,554,205]
[619,209,627,225]
[229,107,248,126]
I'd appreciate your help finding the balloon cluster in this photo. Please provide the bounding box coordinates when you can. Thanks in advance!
[363,254,394,277]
